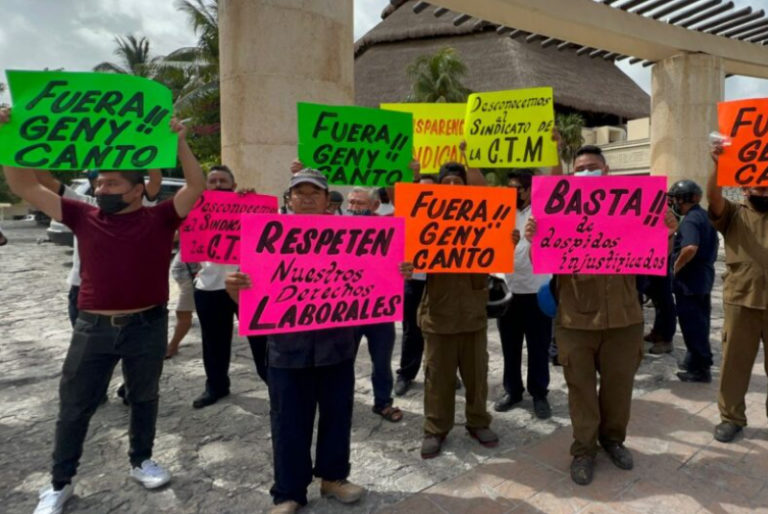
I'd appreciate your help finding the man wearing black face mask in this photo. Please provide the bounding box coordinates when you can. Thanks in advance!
[667,180,718,383]
[708,142,768,443]
[1,108,204,513]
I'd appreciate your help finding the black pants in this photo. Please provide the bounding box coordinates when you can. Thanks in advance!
[397,279,425,381]
[675,293,713,373]
[642,274,677,342]
[268,360,355,506]
[194,289,268,392]
[52,307,168,484]
[496,293,552,399]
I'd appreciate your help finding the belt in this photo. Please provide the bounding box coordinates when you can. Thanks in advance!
[78,304,166,328]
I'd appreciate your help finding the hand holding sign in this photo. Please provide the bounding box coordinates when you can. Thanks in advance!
[239,214,405,336]
[297,102,414,187]
[531,176,668,275]
[0,70,177,170]
[465,87,558,168]
[395,183,516,273]
[717,98,768,187]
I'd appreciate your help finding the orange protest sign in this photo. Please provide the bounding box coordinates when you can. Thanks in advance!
[717,98,768,187]
[395,183,516,273]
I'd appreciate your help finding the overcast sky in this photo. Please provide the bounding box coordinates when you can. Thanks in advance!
[1,0,767,103]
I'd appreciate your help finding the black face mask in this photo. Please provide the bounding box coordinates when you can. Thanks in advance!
[749,195,768,213]
[96,193,130,214]
[347,209,372,216]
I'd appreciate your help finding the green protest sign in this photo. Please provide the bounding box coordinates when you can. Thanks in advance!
[0,70,177,170]
[297,102,414,186]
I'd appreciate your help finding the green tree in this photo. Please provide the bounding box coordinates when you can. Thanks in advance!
[406,47,472,103]
[173,0,221,167]
[94,35,156,77]
[556,112,585,172]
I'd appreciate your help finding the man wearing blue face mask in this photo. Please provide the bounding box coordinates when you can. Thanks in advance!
[1,107,205,514]
[526,145,644,486]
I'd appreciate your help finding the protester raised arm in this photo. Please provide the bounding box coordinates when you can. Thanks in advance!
[170,118,205,217]
[458,141,487,186]
[706,143,726,218]
[1,108,62,222]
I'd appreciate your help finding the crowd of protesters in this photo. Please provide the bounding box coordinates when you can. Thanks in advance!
[2,106,767,514]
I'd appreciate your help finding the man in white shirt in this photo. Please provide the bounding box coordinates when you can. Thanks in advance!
[494,169,553,419]
[191,165,268,409]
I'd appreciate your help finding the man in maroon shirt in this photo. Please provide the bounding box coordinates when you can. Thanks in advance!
[1,107,205,514]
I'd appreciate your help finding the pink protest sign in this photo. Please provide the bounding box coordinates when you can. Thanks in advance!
[531,175,668,275]
[180,191,278,264]
[238,214,405,336]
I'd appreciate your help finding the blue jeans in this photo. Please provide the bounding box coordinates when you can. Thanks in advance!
[52,306,168,484]
[268,360,354,505]
[354,323,396,410]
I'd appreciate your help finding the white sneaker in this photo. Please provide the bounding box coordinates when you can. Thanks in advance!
[129,459,171,489]
[33,484,73,514]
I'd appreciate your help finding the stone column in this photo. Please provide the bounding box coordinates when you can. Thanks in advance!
[650,53,724,203]
[219,0,354,195]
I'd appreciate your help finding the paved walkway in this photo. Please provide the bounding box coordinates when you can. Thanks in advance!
[1,219,766,513]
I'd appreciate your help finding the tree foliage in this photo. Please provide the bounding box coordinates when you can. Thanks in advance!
[556,112,586,172]
[406,47,472,103]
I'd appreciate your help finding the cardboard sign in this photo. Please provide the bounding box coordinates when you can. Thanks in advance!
[395,183,516,273]
[717,98,768,187]
[531,176,668,275]
[297,102,413,186]
[180,191,278,264]
[0,70,177,170]
[239,214,405,336]
[380,103,465,174]
[465,87,558,168]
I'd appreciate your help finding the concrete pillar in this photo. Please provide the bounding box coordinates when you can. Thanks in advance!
[650,53,724,202]
[219,0,354,196]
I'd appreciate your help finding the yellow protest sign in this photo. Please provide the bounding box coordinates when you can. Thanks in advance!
[465,87,558,168]
[381,103,465,174]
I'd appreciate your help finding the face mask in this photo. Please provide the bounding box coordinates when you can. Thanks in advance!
[574,169,602,177]
[96,193,130,214]
[748,195,768,213]
[347,209,372,216]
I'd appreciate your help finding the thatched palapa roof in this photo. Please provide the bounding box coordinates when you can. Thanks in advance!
[354,0,650,121]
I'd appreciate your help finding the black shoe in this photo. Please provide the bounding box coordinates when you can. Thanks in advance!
[193,390,228,409]
[677,360,688,371]
[493,393,522,412]
[533,397,551,420]
[601,442,633,470]
[676,370,712,383]
[714,422,743,443]
[116,384,129,406]
[570,455,595,485]
[394,376,412,396]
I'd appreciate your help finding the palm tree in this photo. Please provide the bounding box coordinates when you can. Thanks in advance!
[406,47,472,103]
[171,0,219,110]
[94,35,155,77]
[556,112,586,172]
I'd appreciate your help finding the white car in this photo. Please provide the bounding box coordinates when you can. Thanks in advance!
[47,177,186,246]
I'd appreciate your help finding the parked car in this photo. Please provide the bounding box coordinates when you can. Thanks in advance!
[47,177,186,246]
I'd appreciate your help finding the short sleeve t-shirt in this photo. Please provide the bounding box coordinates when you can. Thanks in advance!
[61,198,182,310]
[672,205,718,295]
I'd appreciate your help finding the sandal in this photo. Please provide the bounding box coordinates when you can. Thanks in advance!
[372,404,403,423]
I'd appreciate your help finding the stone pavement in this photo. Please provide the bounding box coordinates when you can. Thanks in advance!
[0,219,766,514]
